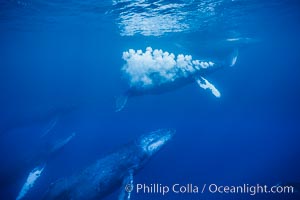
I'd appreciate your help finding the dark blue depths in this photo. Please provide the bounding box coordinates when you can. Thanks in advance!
[0,0,300,199]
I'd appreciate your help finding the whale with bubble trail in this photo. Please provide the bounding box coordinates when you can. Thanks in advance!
[116,47,238,112]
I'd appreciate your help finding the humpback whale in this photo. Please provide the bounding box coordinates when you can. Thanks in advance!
[43,129,175,200]
[0,131,76,199]
[16,165,45,200]
[15,132,76,200]
[14,132,76,200]
[116,47,238,111]
[0,103,78,136]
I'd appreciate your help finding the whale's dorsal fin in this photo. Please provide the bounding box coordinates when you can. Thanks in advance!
[115,94,129,112]
[195,77,221,98]
[119,170,134,200]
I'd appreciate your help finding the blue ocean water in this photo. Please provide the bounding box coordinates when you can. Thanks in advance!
[1,0,300,199]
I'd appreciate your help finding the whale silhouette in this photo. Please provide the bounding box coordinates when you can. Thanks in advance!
[116,47,238,111]
[15,132,76,200]
[43,129,175,200]
[0,103,78,136]
[0,131,76,199]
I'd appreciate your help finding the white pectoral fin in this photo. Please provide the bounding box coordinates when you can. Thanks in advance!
[195,77,221,98]
[115,93,129,112]
[229,48,239,67]
[118,170,134,200]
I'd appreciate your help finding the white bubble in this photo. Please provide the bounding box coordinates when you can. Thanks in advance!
[129,49,135,54]
[146,47,152,52]
[163,52,169,57]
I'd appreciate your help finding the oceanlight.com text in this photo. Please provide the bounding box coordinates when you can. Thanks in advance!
[207,183,294,195]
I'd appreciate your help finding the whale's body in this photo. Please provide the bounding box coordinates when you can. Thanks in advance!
[126,64,221,97]
[116,69,219,112]
[43,129,175,200]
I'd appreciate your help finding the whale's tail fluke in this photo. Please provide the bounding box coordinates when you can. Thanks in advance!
[229,48,239,67]
[115,94,129,112]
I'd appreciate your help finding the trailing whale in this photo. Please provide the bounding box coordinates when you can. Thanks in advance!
[15,132,76,200]
[0,103,78,136]
[116,47,238,111]
[0,131,75,199]
[43,129,175,200]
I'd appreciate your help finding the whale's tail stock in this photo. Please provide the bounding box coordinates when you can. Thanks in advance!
[115,93,129,112]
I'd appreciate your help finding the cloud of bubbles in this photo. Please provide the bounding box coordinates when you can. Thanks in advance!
[122,47,215,88]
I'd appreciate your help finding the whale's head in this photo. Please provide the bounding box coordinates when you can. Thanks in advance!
[137,129,175,156]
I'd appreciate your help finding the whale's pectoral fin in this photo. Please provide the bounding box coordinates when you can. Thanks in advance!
[118,170,134,200]
[195,77,221,98]
[115,94,129,112]
[229,48,239,67]
[40,116,59,138]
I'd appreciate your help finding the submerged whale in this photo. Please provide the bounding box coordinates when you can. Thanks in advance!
[43,129,175,200]
[15,132,76,200]
[0,103,78,136]
[0,131,76,199]
[116,47,238,111]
